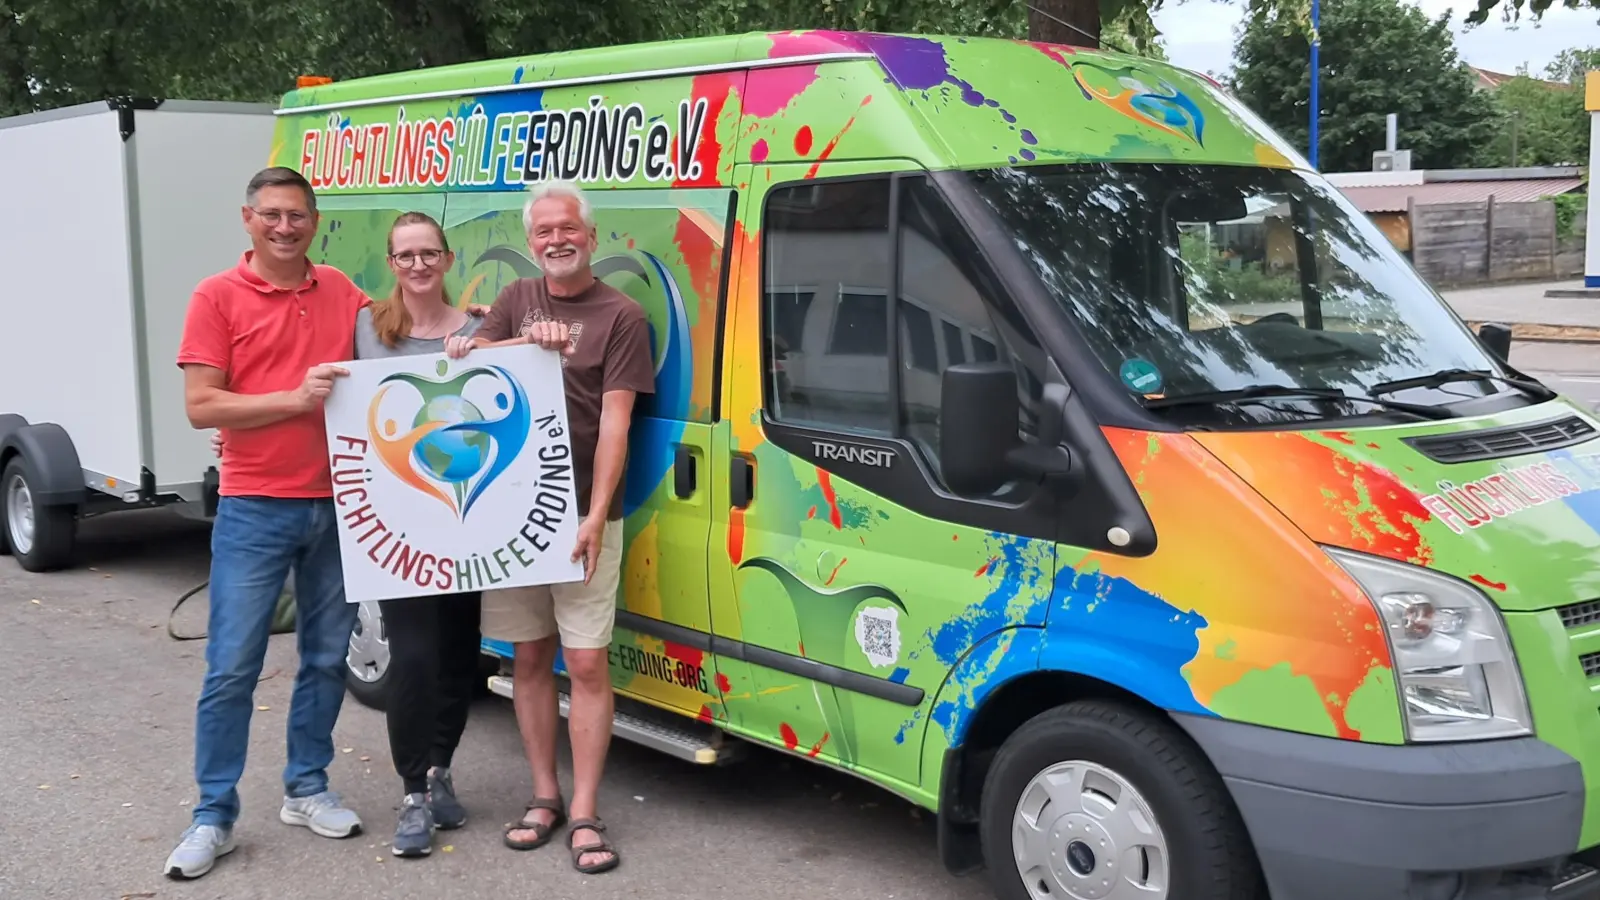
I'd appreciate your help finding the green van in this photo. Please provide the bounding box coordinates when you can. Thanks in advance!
[274,30,1600,900]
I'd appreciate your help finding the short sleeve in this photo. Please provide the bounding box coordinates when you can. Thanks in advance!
[476,282,521,344]
[603,305,656,395]
[176,287,231,373]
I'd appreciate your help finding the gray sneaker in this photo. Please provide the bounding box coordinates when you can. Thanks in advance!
[279,789,363,838]
[163,823,236,879]
[392,792,435,857]
[428,767,467,830]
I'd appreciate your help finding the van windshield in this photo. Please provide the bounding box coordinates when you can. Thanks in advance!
[961,162,1514,426]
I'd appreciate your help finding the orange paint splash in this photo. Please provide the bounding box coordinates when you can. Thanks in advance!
[824,557,848,585]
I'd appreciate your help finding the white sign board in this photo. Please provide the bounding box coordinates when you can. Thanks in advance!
[322,344,584,603]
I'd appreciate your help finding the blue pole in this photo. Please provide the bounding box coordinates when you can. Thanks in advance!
[1309,0,1320,168]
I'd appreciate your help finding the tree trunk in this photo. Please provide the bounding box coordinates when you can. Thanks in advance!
[1027,0,1101,49]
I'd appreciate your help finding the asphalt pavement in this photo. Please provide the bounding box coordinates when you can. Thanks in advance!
[0,510,987,900]
[1511,340,1600,409]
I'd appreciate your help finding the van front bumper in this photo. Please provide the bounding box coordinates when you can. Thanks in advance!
[1173,713,1599,900]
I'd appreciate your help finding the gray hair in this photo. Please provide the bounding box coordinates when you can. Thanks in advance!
[523,179,594,233]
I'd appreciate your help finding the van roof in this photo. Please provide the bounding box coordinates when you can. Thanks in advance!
[274,30,1311,182]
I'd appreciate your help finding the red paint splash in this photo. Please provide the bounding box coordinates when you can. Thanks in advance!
[816,469,844,529]
[715,673,731,693]
[664,641,703,668]
[808,732,830,758]
[1471,574,1509,591]
[745,64,821,118]
[696,705,714,723]
[750,138,770,162]
[1029,41,1079,65]
[626,237,636,249]
[1324,431,1356,445]
[673,212,720,312]
[780,723,800,751]
[794,126,814,156]
[805,96,872,179]
[1366,442,1381,450]
[824,557,848,585]
[675,72,739,189]
[797,641,806,658]
[976,557,999,577]
[806,505,817,519]
[727,508,746,563]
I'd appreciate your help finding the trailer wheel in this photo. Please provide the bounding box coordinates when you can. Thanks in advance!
[345,600,391,711]
[3,456,76,572]
[979,700,1263,900]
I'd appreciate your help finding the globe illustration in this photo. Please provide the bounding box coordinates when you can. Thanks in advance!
[411,394,491,484]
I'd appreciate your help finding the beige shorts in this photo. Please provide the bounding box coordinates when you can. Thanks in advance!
[480,518,623,649]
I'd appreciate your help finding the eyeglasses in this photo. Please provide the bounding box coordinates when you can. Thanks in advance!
[251,208,312,227]
[391,249,445,268]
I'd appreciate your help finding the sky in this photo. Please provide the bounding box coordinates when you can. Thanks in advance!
[1150,0,1600,79]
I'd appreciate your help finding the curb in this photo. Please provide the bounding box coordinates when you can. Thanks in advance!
[1464,321,1600,344]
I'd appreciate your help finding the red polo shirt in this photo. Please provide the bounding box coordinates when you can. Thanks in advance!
[177,252,371,498]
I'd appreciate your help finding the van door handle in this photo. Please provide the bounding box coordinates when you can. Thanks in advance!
[730,455,753,508]
[673,443,696,499]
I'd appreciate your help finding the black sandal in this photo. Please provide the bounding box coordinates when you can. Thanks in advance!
[503,797,566,851]
[566,817,620,874]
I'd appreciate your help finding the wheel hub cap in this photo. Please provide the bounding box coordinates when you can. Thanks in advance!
[1012,760,1170,900]
[345,601,389,683]
[6,473,34,555]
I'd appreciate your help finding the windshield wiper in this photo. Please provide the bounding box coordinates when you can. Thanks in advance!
[1144,384,1452,420]
[1368,368,1556,402]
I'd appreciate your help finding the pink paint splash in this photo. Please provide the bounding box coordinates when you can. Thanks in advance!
[750,138,770,162]
[745,65,820,118]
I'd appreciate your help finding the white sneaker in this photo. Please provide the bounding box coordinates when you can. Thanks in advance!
[163,823,236,879]
[279,789,363,838]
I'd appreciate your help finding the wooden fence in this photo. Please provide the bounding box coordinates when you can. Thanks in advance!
[1405,196,1587,287]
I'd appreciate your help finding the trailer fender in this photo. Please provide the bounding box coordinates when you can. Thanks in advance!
[2,423,86,507]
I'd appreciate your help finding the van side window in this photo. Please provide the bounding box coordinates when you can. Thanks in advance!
[761,177,894,436]
[761,173,1047,498]
[895,175,1046,479]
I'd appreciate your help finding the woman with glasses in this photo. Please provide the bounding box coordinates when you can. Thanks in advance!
[355,211,485,859]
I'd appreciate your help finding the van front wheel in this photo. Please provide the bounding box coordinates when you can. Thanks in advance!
[979,700,1261,900]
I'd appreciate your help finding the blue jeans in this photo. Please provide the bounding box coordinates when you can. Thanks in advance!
[191,496,357,829]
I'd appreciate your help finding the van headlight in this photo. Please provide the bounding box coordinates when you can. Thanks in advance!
[1324,547,1532,742]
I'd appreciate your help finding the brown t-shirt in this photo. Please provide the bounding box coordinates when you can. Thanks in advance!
[478,277,655,520]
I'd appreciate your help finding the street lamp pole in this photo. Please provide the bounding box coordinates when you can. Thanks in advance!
[1309,0,1321,168]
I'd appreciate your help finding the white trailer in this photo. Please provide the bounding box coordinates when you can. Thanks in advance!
[0,98,276,571]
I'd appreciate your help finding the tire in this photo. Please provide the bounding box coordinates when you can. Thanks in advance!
[344,600,391,711]
[2,456,77,572]
[979,700,1263,900]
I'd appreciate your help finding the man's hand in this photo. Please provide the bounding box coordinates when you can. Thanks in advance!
[445,335,476,359]
[524,320,575,355]
[571,514,605,584]
[293,364,349,412]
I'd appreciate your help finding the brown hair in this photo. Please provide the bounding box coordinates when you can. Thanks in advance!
[371,211,453,348]
[246,166,316,212]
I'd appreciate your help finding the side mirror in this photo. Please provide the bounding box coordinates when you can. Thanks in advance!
[940,364,1077,496]
[1478,322,1513,362]
[940,363,1021,496]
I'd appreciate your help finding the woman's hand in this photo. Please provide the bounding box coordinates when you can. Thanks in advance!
[210,431,224,458]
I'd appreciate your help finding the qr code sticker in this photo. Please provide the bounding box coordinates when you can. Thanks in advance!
[855,606,901,669]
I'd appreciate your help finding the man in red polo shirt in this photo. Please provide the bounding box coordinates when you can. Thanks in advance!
[164,167,371,880]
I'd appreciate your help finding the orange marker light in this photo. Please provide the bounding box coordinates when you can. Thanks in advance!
[296,75,333,88]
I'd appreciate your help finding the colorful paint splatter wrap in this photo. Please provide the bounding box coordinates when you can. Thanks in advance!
[272,31,1600,839]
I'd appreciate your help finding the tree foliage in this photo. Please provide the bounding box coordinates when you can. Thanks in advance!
[1230,0,1501,172]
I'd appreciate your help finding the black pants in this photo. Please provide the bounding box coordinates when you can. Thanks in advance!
[380,590,483,794]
